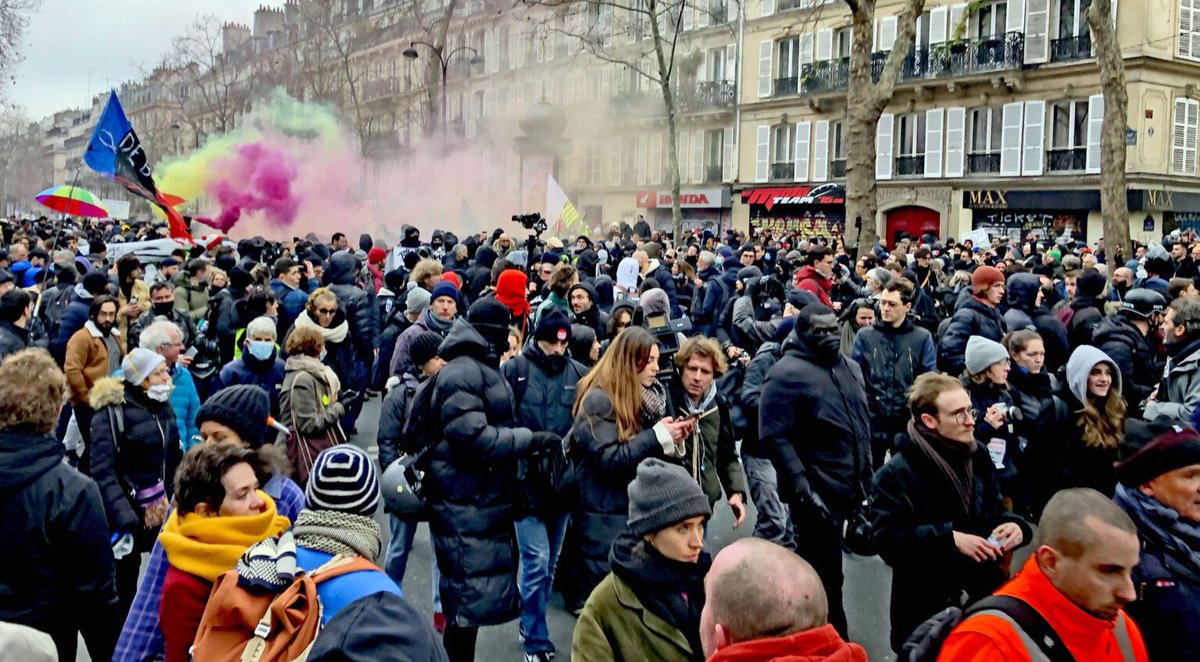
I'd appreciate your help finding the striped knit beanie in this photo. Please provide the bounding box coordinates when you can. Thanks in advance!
[305,445,379,516]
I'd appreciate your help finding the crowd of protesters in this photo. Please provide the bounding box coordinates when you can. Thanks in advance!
[0,212,1197,662]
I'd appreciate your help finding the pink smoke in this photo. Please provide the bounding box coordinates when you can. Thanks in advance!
[209,141,301,230]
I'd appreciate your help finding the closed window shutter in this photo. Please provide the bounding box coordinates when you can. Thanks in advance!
[755,125,770,182]
[1000,102,1024,176]
[880,16,898,50]
[758,40,773,98]
[929,6,948,45]
[945,107,966,177]
[925,109,944,178]
[1086,94,1104,174]
[1173,98,1199,175]
[683,4,694,31]
[1182,0,1198,60]
[726,45,736,83]
[876,113,895,180]
[800,32,815,66]
[1022,100,1046,176]
[637,135,648,185]
[816,29,834,60]
[1007,0,1025,31]
[812,120,830,181]
[762,0,775,18]
[693,130,705,183]
[679,131,691,183]
[794,121,811,182]
[728,0,738,23]
[950,3,967,39]
[1024,0,1050,63]
[722,127,734,181]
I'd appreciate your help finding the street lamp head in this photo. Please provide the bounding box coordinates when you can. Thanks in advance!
[469,54,484,66]
[403,47,419,60]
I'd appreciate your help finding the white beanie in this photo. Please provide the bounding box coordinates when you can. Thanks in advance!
[122,348,165,385]
[965,336,1009,376]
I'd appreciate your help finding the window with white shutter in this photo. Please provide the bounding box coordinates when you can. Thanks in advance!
[1181,0,1200,60]
[816,29,834,61]
[813,120,830,181]
[1024,0,1049,63]
[877,113,895,180]
[925,109,944,177]
[762,0,776,18]
[1007,0,1025,31]
[1085,94,1104,174]
[945,107,966,177]
[1172,97,1200,174]
[758,40,773,98]
[692,129,705,183]
[929,6,948,45]
[722,127,735,181]
[772,124,795,179]
[800,32,815,67]
[1000,102,1024,176]
[678,131,691,183]
[755,125,770,182]
[1022,100,1046,176]
[794,121,811,182]
[879,16,898,50]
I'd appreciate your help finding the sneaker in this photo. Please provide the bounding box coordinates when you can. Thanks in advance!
[523,652,555,662]
[433,611,446,633]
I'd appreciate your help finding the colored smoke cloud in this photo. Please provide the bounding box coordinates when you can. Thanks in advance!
[154,87,522,243]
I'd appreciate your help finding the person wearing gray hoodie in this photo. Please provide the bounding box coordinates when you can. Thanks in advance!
[1023,345,1126,518]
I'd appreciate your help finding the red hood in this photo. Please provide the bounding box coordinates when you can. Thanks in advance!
[707,624,868,662]
[794,266,832,291]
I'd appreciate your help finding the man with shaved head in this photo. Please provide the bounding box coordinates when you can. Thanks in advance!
[699,538,866,660]
[939,488,1149,661]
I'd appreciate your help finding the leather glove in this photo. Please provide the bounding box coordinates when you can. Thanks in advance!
[530,431,561,451]
[793,489,834,526]
[339,389,362,408]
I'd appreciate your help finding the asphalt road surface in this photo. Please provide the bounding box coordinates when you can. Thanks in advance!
[81,395,899,661]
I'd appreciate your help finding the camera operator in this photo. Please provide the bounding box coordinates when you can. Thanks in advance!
[730,271,785,357]
[961,337,1023,507]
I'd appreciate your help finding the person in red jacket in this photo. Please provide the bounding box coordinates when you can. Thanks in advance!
[938,488,1149,662]
[793,247,838,310]
[700,537,867,662]
[158,442,291,662]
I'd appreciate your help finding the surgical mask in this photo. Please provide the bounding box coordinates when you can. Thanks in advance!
[152,301,174,317]
[147,383,173,402]
[248,340,274,361]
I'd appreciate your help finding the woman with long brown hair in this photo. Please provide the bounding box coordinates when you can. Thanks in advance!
[1026,345,1126,518]
[562,327,695,613]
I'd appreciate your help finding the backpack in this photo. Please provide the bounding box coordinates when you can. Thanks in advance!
[509,355,580,514]
[900,594,1073,662]
[400,372,442,458]
[36,286,72,340]
[703,277,733,323]
[192,554,380,662]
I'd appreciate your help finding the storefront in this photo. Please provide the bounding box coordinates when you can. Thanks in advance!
[1129,189,1200,235]
[740,183,846,239]
[636,187,732,234]
[963,189,1093,244]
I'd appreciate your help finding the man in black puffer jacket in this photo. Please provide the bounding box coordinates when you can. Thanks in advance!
[0,349,120,662]
[568,281,609,341]
[759,304,872,638]
[1065,268,1109,348]
[938,265,1006,375]
[465,245,497,302]
[1002,272,1070,373]
[1093,288,1165,413]
[425,299,559,662]
[326,252,378,429]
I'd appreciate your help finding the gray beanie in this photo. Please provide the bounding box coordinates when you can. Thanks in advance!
[869,267,893,288]
[405,287,432,315]
[627,458,712,537]
[965,336,1009,376]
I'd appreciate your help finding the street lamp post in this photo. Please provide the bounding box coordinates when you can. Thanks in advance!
[403,41,484,141]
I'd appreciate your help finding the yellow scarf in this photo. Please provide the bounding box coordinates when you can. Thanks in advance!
[159,492,291,582]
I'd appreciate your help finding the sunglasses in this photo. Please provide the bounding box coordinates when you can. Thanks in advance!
[316,307,337,315]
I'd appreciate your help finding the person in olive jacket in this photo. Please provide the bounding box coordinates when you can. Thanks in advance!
[869,372,1031,652]
[572,458,712,662]
[0,349,120,662]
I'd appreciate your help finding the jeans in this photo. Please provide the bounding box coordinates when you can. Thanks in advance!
[384,513,442,611]
[743,455,795,550]
[514,512,570,654]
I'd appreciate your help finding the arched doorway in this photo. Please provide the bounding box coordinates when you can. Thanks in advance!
[885,206,941,248]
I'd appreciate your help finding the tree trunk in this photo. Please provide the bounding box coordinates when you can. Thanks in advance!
[1090,0,1130,262]
[648,0,683,241]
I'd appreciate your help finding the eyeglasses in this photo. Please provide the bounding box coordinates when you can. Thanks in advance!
[944,407,978,426]
[316,307,336,315]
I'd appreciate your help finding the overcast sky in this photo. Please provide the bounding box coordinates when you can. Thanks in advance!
[13,0,253,120]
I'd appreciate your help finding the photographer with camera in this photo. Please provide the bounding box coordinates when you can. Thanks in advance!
[961,337,1022,504]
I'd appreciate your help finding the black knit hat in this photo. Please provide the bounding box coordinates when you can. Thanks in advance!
[409,331,443,370]
[81,270,110,295]
[306,445,379,516]
[1077,269,1107,298]
[196,385,271,448]
[1116,424,1200,487]
[534,308,572,343]
[627,458,711,537]
[468,297,512,353]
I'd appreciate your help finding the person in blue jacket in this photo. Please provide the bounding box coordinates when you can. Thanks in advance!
[138,319,201,450]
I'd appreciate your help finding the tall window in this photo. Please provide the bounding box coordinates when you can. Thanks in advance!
[974,1,1008,38]
[831,121,846,161]
[773,124,795,163]
[896,113,927,157]
[586,144,603,185]
[777,37,801,80]
[1051,99,1089,149]
[1182,0,1200,60]
[1057,0,1093,38]
[969,107,1002,154]
[835,27,852,58]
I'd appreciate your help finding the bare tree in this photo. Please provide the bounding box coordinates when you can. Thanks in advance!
[164,16,253,142]
[397,0,463,139]
[0,0,39,107]
[842,0,925,251]
[1089,0,1129,261]
[0,107,44,212]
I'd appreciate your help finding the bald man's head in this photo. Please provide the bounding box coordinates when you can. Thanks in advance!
[700,538,828,656]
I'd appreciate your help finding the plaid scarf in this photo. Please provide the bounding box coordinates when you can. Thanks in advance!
[292,509,383,563]
[640,379,667,429]
[907,420,976,516]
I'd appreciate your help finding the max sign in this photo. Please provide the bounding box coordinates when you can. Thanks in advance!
[636,188,722,209]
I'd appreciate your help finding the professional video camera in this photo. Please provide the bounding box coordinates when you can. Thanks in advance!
[631,305,692,378]
[512,212,548,235]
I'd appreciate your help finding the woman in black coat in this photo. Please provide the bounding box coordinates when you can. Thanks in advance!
[423,301,559,662]
[88,348,181,620]
[564,327,693,613]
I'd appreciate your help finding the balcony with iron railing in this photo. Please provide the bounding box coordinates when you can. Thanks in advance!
[773,76,799,97]
[705,164,724,183]
[790,32,1025,97]
[1047,147,1087,172]
[968,152,1001,174]
[896,155,925,176]
[610,81,736,116]
[771,162,795,180]
[362,77,401,102]
[1050,34,1092,63]
[831,159,847,178]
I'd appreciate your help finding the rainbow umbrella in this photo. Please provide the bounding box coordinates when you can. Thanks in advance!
[35,184,109,218]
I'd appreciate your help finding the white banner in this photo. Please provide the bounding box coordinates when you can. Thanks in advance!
[101,199,131,220]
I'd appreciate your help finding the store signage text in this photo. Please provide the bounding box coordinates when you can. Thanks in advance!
[966,190,1009,209]
[636,189,722,209]
[1145,190,1175,211]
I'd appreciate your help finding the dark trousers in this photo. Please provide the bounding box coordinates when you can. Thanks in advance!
[870,415,906,471]
[443,623,478,662]
[792,504,847,638]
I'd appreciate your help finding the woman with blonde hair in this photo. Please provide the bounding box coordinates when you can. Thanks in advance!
[1026,345,1126,518]
[563,327,695,613]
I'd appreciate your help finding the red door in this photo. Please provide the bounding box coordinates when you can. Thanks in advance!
[885,206,941,248]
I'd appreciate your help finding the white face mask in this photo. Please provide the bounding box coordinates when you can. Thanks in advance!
[147,383,173,402]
